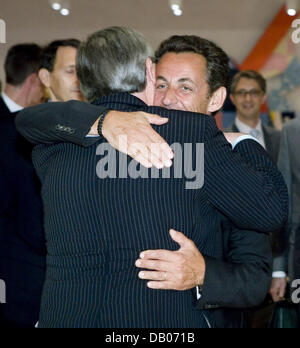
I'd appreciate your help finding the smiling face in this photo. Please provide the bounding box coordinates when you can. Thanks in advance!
[154,52,212,114]
[230,77,266,122]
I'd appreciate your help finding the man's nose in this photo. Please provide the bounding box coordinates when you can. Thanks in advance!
[162,88,177,107]
[244,92,253,102]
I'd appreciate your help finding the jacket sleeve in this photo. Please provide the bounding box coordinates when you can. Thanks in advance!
[15,101,104,147]
[195,225,272,309]
[204,120,288,233]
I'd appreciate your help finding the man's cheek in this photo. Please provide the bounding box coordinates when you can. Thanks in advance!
[153,94,163,106]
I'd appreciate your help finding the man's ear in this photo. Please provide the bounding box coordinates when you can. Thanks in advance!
[38,68,51,89]
[207,87,227,113]
[145,57,156,85]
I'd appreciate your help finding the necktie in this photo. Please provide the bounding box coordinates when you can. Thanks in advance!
[250,129,260,140]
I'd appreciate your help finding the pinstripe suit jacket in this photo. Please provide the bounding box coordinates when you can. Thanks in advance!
[16,94,287,328]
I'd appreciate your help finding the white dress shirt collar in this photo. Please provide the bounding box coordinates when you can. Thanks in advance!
[235,117,266,149]
[1,92,23,113]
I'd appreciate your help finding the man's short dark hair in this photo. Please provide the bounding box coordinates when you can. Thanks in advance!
[230,70,267,94]
[40,39,80,72]
[4,43,42,86]
[155,35,230,96]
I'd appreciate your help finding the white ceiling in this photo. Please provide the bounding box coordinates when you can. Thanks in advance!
[0,0,292,82]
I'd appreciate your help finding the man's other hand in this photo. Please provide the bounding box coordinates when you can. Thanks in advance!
[135,229,206,291]
[101,110,174,169]
[269,277,287,302]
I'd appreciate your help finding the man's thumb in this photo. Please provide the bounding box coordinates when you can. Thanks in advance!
[169,229,190,248]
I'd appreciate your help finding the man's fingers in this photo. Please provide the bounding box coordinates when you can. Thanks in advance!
[135,259,173,272]
[132,152,152,169]
[128,143,163,169]
[138,271,167,281]
[147,131,174,160]
[142,113,169,126]
[147,281,175,290]
[279,285,286,298]
[138,249,180,263]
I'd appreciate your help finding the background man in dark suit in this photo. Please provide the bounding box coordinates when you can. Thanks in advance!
[16,28,288,327]
[224,70,285,304]
[278,116,300,303]
[227,70,281,163]
[0,44,46,328]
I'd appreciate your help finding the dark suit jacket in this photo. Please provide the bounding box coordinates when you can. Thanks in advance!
[225,123,281,163]
[0,96,46,328]
[225,122,283,261]
[16,95,287,328]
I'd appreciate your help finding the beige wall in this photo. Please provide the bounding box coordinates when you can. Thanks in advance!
[0,0,292,102]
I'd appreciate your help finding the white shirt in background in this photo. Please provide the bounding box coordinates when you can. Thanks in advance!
[235,117,266,149]
[1,92,23,113]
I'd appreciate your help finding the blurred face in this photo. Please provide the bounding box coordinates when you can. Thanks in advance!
[154,52,211,113]
[230,78,266,121]
[47,46,83,102]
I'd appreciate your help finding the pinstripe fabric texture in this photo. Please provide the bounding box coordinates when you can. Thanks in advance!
[33,93,287,328]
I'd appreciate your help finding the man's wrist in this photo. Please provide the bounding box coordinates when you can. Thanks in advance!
[272,271,287,279]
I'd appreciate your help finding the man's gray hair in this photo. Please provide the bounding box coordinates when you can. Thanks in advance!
[76,26,154,102]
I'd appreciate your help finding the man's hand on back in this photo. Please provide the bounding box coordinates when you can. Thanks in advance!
[97,110,174,169]
[135,229,206,291]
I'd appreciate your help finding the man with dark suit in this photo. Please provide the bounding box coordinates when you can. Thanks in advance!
[16,28,288,328]
[226,70,281,163]
[225,70,285,304]
[0,44,46,327]
[278,116,300,298]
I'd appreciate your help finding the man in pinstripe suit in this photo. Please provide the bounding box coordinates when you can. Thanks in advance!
[16,28,287,328]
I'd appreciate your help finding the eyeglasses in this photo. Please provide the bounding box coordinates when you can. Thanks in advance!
[233,89,264,98]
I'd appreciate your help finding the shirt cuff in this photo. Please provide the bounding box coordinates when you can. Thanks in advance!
[231,135,261,149]
[196,286,202,300]
[272,271,287,279]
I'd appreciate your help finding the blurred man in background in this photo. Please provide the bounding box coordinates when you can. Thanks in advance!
[278,116,300,308]
[38,39,84,102]
[0,43,46,328]
[226,70,285,304]
[227,70,280,163]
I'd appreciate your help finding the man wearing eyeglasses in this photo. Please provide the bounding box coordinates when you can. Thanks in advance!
[226,70,285,324]
[227,70,281,163]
